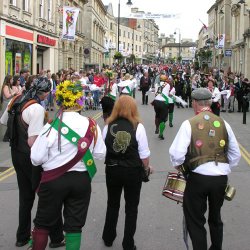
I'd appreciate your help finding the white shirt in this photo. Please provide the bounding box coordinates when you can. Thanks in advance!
[154,83,170,102]
[102,123,150,159]
[0,100,45,137]
[118,80,134,94]
[209,87,221,103]
[31,112,106,172]
[169,119,241,176]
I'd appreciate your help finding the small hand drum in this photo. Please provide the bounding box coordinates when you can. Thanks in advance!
[162,172,186,203]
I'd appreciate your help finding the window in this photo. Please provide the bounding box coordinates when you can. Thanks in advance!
[23,0,29,11]
[135,45,137,52]
[47,0,52,22]
[39,0,44,18]
[123,31,126,37]
[128,32,130,39]
[10,0,17,5]
[110,23,112,30]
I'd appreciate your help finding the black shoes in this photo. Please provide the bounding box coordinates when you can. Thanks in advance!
[2,137,9,142]
[15,239,29,247]
[103,240,113,247]
[169,123,173,127]
[155,128,159,134]
[49,239,66,248]
[158,135,164,140]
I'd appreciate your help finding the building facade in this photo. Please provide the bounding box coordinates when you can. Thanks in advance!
[202,0,250,78]
[0,0,60,85]
[103,3,116,66]
[83,0,106,71]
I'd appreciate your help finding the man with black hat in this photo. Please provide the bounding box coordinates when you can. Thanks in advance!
[169,88,241,250]
[0,77,65,248]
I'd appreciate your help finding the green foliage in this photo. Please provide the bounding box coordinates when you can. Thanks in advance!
[113,51,123,60]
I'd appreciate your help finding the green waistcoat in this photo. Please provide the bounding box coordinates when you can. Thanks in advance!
[185,111,229,170]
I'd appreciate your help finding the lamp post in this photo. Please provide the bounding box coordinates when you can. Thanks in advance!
[117,0,133,52]
[174,28,181,63]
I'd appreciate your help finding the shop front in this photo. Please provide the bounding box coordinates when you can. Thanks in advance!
[5,39,33,76]
[36,34,57,74]
[1,23,34,83]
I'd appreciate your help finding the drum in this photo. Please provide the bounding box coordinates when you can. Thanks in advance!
[162,172,186,203]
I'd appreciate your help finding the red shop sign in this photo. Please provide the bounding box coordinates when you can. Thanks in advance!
[37,35,56,46]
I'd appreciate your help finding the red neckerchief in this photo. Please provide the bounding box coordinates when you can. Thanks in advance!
[196,107,212,115]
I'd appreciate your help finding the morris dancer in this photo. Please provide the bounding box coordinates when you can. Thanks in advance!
[151,75,170,140]
[118,73,134,96]
[169,88,241,250]
[100,73,118,122]
[30,80,106,250]
[168,79,176,127]
[207,79,221,116]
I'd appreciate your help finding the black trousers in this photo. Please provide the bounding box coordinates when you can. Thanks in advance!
[11,149,64,243]
[141,90,148,104]
[34,171,91,233]
[153,100,169,123]
[183,173,227,250]
[102,166,142,250]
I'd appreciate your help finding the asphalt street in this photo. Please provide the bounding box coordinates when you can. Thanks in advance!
[0,91,250,250]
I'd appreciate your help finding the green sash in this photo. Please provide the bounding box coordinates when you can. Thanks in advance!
[125,86,132,96]
[107,93,116,101]
[161,93,169,105]
[51,117,97,179]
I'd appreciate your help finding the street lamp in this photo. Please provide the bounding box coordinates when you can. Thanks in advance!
[174,28,181,63]
[117,0,133,51]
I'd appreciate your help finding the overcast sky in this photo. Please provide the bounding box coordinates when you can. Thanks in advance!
[102,0,215,41]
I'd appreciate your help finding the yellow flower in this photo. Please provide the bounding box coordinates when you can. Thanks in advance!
[55,80,84,108]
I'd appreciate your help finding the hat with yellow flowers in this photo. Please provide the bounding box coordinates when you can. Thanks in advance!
[55,80,84,111]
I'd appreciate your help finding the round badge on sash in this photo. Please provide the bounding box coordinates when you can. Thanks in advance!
[213,121,221,128]
[61,127,69,135]
[197,122,204,130]
[219,140,226,147]
[195,139,203,148]
[204,114,210,121]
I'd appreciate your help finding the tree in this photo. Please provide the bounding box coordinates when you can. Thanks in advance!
[113,51,123,62]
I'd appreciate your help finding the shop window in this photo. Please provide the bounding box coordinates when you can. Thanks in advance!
[10,0,17,6]
[5,39,33,76]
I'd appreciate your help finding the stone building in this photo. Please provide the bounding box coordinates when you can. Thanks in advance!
[0,0,61,85]
[82,0,106,71]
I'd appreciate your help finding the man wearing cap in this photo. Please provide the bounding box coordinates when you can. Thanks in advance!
[0,77,65,248]
[169,88,241,250]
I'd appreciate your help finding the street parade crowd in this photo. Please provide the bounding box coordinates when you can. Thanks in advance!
[0,62,247,250]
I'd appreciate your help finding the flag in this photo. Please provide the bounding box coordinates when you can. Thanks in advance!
[62,6,80,41]
[199,19,208,31]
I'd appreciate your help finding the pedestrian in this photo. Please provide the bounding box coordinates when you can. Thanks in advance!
[139,71,151,105]
[30,80,106,250]
[0,77,65,248]
[102,95,151,250]
[0,75,19,141]
[169,88,241,250]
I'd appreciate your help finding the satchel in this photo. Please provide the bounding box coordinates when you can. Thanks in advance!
[141,164,150,182]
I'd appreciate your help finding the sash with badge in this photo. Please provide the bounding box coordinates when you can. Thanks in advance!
[39,117,97,188]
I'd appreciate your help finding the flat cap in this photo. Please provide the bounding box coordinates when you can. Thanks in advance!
[191,88,212,100]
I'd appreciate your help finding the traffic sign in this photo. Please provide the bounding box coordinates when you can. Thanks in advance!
[225,49,232,57]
